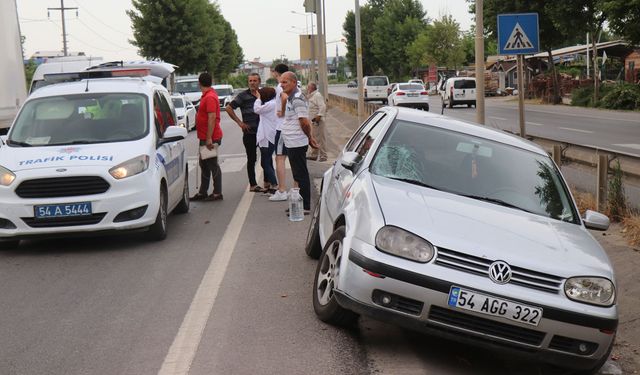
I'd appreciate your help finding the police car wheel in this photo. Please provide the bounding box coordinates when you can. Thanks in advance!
[147,185,168,241]
[174,171,190,214]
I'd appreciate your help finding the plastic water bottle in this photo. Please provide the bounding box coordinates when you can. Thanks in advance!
[288,188,304,222]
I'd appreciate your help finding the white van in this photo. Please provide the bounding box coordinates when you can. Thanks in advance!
[29,56,104,94]
[442,77,476,108]
[363,75,389,104]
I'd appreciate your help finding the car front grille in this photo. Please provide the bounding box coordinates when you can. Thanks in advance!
[428,306,546,346]
[22,213,106,228]
[434,248,563,294]
[16,176,110,198]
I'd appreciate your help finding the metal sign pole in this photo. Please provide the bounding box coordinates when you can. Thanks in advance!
[517,55,526,138]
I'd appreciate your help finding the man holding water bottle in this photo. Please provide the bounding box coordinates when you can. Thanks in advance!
[279,71,318,215]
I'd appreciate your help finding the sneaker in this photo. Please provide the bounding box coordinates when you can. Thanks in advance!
[268,190,288,201]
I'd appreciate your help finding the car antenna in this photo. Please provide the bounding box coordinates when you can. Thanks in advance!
[85,79,90,92]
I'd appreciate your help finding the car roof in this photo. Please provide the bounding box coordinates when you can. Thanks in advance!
[386,107,547,156]
[27,77,161,99]
[213,84,232,88]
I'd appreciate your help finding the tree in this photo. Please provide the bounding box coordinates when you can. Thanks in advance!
[343,3,386,76]
[603,0,640,44]
[407,15,465,70]
[128,0,243,76]
[371,0,426,80]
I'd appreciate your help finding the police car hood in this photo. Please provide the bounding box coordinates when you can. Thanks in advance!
[1,142,140,172]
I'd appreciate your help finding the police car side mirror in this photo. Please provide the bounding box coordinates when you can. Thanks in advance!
[158,126,187,146]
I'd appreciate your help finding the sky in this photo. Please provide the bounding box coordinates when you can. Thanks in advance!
[17,0,473,63]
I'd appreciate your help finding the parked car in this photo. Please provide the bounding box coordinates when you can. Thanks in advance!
[388,83,429,111]
[171,94,196,131]
[363,75,390,104]
[213,84,234,108]
[408,78,424,85]
[442,77,476,108]
[347,80,357,88]
[0,74,190,248]
[305,106,616,374]
[175,77,202,109]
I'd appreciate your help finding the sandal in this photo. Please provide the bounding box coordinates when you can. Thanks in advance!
[191,193,207,201]
[205,193,223,201]
[250,185,267,193]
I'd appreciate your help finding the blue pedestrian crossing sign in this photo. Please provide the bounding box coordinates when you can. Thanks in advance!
[498,13,539,55]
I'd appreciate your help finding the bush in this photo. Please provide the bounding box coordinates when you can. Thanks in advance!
[571,86,593,107]
[599,83,640,110]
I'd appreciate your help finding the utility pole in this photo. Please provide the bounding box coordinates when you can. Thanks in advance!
[315,0,328,98]
[355,0,365,123]
[475,0,485,125]
[47,0,77,56]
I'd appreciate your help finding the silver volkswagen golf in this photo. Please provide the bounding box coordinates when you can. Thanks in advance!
[305,107,616,374]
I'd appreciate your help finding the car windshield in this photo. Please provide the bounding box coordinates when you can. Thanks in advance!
[398,84,423,91]
[215,88,233,96]
[8,93,149,146]
[369,120,579,223]
[172,98,184,108]
[175,81,199,93]
[454,79,476,89]
[367,77,388,86]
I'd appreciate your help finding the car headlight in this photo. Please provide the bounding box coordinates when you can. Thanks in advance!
[565,277,615,306]
[109,155,149,179]
[375,226,434,263]
[0,165,16,186]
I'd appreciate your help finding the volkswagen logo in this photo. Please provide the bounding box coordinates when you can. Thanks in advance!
[488,261,512,284]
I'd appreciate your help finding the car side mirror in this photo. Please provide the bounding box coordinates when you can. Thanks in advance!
[583,210,610,231]
[340,151,361,171]
[158,126,187,146]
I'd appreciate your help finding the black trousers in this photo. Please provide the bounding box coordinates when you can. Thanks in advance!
[243,133,258,186]
[199,156,222,195]
[287,145,310,210]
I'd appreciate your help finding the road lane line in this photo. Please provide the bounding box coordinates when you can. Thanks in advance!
[489,116,507,121]
[526,121,544,126]
[558,127,594,134]
[158,183,256,375]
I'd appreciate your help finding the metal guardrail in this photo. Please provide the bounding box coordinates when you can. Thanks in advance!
[328,93,640,211]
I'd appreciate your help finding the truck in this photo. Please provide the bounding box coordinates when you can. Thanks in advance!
[0,0,27,134]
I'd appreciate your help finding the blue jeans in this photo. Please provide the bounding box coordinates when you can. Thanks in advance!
[260,142,277,187]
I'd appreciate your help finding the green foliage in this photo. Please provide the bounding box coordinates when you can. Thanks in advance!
[603,0,640,44]
[343,3,386,76]
[127,0,242,77]
[371,0,426,81]
[600,84,640,110]
[226,73,248,89]
[407,15,464,70]
[608,160,627,222]
[24,60,37,90]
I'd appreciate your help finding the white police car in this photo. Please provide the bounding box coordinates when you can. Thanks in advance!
[0,73,189,248]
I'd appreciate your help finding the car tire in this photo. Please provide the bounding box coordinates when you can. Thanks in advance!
[425,104,429,112]
[147,185,168,241]
[173,170,190,214]
[0,239,20,249]
[313,226,359,326]
[305,196,322,259]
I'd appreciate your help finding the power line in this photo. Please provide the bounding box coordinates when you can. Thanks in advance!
[47,20,132,53]
[74,16,133,50]
[71,0,131,37]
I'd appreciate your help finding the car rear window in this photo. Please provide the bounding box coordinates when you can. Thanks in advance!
[172,98,184,108]
[454,80,476,89]
[398,84,423,91]
[366,77,388,86]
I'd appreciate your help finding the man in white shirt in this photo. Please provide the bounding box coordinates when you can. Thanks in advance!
[305,82,327,162]
[279,71,318,213]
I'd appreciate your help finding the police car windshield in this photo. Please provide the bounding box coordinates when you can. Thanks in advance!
[9,93,149,147]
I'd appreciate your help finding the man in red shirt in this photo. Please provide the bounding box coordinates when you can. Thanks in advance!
[192,72,223,201]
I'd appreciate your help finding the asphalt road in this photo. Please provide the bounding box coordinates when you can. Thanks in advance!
[329,84,640,157]
[0,111,620,374]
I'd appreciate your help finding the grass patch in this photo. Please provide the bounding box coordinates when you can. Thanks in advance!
[622,214,640,247]
[573,189,597,213]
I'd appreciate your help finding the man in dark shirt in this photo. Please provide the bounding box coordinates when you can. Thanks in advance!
[226,73,261,191]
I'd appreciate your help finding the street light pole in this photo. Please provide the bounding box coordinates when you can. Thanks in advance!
[475,0,485,125]
[355,0,364,123]
[315,0,328,98]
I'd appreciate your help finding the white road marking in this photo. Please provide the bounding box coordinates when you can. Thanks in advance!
[489,116,507,121]
[158,182,256,375]
[613,143,640,151]
[558,127,594,134]
[526,121,544,126]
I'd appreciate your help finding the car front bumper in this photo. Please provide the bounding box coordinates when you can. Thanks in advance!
[337,244,617,371]
[0,167,160,238]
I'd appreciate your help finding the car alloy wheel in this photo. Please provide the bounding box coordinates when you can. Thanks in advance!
[312,226,358,325]
[147,185,168,241]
